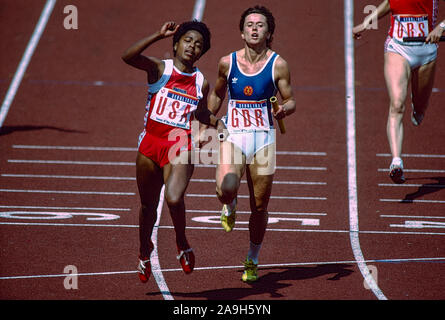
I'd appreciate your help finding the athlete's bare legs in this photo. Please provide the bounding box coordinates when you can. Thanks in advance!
[162,152,195,250]
[384,52,411,160]
[411,59,436,121]
[136,152,164,258]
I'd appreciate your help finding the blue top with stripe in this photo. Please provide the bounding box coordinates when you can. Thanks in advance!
[226,51,278,129]
[227,51,278,100]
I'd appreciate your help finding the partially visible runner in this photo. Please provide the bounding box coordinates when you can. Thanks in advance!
[122,20,211,283]
[202,6,296,282]
[353,0,445,184]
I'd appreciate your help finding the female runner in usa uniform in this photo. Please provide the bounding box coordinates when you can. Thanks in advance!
[205,6,296,282]
[353,0,445,184]
[122,20,211,283]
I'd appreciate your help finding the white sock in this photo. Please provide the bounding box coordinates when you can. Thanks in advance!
[391,157,403,168]
[247,241,262,265]
[225,198,236,216]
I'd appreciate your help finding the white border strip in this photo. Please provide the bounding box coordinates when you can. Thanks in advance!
[344,0,387,300]
[0,0,57,128]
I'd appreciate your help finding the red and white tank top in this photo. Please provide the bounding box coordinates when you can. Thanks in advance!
[143,59,204,139]
[388,0,439,42]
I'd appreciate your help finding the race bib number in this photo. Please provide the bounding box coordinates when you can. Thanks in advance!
[150,88,198,129]
[227,99,270,131]
[393,15,429,41]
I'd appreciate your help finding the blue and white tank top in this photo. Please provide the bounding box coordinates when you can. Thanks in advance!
[224,51,279,132]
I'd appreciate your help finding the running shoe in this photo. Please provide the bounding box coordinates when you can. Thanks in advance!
[177,247,195,274]
[242,258,258,283]
[221,199,237,232]
[137,256,151,283]
[411,103,424,126]
[389,159,406,184]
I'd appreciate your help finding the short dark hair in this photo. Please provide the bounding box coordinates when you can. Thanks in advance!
[239,5,275,47]
[173,20,211,57]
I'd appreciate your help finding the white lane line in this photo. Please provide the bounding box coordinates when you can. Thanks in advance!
[1,174,326,185]
[186,194,327,200]
[0,0,57,128]
[390,221,445,229]
[0,186,324,200]
[186,209,327,216]
[190,178,326,185]
[190,150,328,156]
[6,159,326,171]
[2,257,444,280]
[275,166,326,171]
[381,215,445,219]
[150,185,173,300]
[264,180,326,185]
[380,198,445,204]
[378,183,445,188]
[1,173,136,181]
[2,221,445,236]
[377,153,445,159]
[0,189,135,196]
[12,145,327,156]
[344,0,387,300]
[8,160,134,166]
[12,145,135,151]
[378,168,445,173]
[192,0,206,21]
[0,222,138,228]
[276,151,327,156]
[0,270,137,280]
[180,164,328,170]
[0,205,129,211]
[0,211,120,221]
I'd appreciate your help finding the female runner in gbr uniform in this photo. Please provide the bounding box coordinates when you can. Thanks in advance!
[122,20,211,283]
[353,0,445,184]
[201,6,296,282]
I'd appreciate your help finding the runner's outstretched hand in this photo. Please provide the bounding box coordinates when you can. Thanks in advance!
[159,21,179,38]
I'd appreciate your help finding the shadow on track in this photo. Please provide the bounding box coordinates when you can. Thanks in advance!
[146,264,354,300]
[0,125,86,136]
[402,176,445,203]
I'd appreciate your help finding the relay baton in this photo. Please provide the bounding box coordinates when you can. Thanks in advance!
[403,36,445,42]
[270,96,286,134]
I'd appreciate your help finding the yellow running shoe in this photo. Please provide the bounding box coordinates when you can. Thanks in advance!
[221,201,236,232]
[242,258,258,282]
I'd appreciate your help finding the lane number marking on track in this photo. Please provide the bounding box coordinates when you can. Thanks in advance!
[390,220,445,229]
[0,211,120,221]
[192,215,320,226]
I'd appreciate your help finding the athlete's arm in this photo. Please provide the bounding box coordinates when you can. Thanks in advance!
[353,0,390,39]
[194,79,219,126]
[208,55,230,116]
[122,21,179,83]
[273,56,296,120]
[202,55,231,131]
